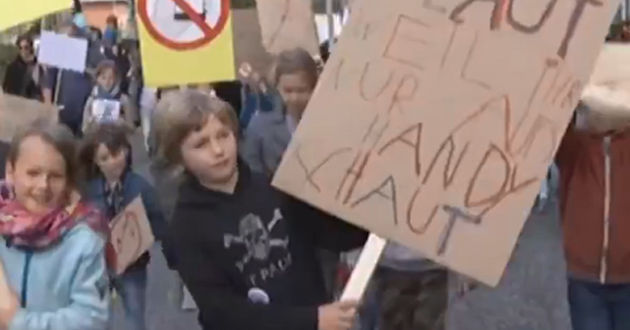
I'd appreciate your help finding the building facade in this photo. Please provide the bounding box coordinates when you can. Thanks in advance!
[614,0,629,23]
[81,0,130,31]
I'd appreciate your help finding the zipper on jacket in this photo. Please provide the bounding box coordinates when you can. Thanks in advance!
[20,251,33,308]
[600,137,612,284]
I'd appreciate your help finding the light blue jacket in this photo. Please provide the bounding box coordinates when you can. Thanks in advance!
[242,98,292,176]
[0,223,110,330]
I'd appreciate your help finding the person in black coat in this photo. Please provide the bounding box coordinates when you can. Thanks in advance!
[2,35,43,100]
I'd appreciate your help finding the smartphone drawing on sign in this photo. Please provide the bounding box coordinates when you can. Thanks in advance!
[174,0,206,20]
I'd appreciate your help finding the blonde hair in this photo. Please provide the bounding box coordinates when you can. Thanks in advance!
[153,90,239,167]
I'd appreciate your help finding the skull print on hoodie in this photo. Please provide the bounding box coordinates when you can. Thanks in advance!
[162,162,367,330]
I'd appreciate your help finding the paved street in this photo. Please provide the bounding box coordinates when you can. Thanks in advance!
[115,131,572,330]
[110,131,201,330]
[448,206,571,330]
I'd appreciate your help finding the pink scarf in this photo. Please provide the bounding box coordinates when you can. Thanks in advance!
[0,182,109,250]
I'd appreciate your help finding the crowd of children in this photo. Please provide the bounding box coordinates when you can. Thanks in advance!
[0,27,376,328]
[2,8,630,330]
[0,11,376,328]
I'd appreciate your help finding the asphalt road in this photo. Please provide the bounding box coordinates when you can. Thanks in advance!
[114,131,572,330]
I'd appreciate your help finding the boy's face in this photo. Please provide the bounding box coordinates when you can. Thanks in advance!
[180,115,238,190]
[97,68,116,92]
[94,144,127,183]
[277,71,314,121]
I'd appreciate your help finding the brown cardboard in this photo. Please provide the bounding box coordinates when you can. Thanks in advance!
[0,92,58,142]
[255,0,320,56]
[110,197,155,275]
[232,8,274,75]
[272,0,617,286]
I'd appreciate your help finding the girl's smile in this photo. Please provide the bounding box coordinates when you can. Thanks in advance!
[6,136,69,215]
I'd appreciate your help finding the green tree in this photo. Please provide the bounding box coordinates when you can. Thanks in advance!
[0,44,18,84]
[231,0,256,8]
[312,0,344,14]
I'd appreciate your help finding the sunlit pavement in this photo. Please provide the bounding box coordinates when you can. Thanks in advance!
[118,129,570,330]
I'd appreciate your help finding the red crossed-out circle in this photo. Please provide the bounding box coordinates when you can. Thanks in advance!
[138,0,231,50]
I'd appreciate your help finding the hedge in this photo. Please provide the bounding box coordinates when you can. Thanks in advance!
[0,43,18,85]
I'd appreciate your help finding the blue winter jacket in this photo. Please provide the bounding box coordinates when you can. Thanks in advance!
[0,223,110,330]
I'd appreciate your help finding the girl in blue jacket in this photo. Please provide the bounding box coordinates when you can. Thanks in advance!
[79,123,165,330]
[0,122,110,330]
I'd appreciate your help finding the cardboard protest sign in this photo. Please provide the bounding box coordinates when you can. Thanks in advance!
[272,0,617,286]
[110,197,155,275]
[38,31,88,73]
[137,0,236,87]
[255,0,320,55]
[0,91,58,142]
[138,3,272,87]
[232,8,274,76]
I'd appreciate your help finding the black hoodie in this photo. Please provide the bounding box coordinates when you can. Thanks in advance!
[165,164,367,330]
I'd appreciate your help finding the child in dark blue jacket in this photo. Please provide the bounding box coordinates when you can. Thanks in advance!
[79,123,166,330]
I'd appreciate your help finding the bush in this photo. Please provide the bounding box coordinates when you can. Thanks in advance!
[609,22,627,40]
[0,43,18,84]
[231,0,256,8]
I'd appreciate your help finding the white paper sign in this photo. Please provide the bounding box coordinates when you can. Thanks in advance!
[38,31,88,73]
[92,99,121,123]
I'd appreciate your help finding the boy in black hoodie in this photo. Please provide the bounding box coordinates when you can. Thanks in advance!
[155,90,367,330]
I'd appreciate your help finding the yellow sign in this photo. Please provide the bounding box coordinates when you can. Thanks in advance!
[0,0,71,32]
[137,0,236,87]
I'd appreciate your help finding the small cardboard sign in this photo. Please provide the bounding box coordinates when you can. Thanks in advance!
[110,197,155,275]
[0,91,58,142]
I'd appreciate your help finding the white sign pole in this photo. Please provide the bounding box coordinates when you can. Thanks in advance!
[339,233,386,301]
[326,0,335,49]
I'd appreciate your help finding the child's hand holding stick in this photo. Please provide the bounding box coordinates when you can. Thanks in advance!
[318,300,358,330]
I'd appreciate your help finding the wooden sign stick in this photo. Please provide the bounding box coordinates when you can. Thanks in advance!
[339,233,387,301]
